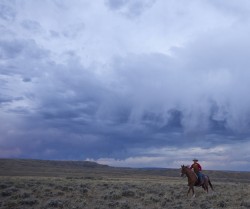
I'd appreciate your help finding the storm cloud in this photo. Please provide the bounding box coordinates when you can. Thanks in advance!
[1,0,250,171]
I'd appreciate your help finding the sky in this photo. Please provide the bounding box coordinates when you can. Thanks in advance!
[1,0,250,171]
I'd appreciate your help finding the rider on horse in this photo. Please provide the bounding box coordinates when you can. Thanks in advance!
[190,158,203,186]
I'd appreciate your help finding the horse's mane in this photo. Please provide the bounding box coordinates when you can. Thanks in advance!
[182,165,195,174]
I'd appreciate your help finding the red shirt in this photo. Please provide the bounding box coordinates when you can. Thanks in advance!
[190,162,202,173]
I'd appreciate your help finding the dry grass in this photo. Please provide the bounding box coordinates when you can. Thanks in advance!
[0,159,250,209]
[0,175,250,209]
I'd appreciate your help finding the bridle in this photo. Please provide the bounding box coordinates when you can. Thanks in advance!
[180,165,187,177]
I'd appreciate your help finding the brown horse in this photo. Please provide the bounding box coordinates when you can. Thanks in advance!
[181,165,214,197]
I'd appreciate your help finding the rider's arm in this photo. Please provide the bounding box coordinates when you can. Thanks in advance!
[198,163,202,171]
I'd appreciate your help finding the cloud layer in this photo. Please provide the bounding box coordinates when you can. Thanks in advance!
[1,0,250,170]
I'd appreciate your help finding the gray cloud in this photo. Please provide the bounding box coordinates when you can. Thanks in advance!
[0,95,22,104]
[0,39,48,60]
[105,0,156,17]
[1,0,250,171]
[21,20,43,33]
[0,3,16,21]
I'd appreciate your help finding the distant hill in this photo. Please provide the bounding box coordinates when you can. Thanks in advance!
[0,158,109,177]
[0,158,250,182]
[0,158,109,168]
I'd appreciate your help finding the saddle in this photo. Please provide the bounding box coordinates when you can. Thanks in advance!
[195,174,205,186]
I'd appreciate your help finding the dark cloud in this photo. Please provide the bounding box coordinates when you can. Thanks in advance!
[0,3,16,21]
[1,43,250,164]
[105,0,156,17]
[0,95,22,104]
[62,23,85,38]
[0,39,48,60]
[22,77,32,82]
[106,0,127,10]
[0,38,50,80]
[21,20,43,33]
[1,0,250,170]
[0,39,25,59]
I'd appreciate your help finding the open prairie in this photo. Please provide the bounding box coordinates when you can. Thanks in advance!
[0,159,250,209]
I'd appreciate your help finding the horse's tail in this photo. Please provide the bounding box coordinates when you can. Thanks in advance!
[208,178,214,191]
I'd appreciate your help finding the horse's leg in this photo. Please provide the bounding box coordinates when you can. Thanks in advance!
[187,187,191,196]
[204,183,208,192]
[208,179,214,191]
[203,178,208,192]
[187,186,195,197]
[191,186,195,198]
[187,185,195,198]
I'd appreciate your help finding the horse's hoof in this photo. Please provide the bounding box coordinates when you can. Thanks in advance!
[192,194,196,198]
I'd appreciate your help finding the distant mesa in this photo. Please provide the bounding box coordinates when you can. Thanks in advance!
[0,158,109,174]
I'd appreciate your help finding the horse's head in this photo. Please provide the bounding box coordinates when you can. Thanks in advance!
[180,165,189,177]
